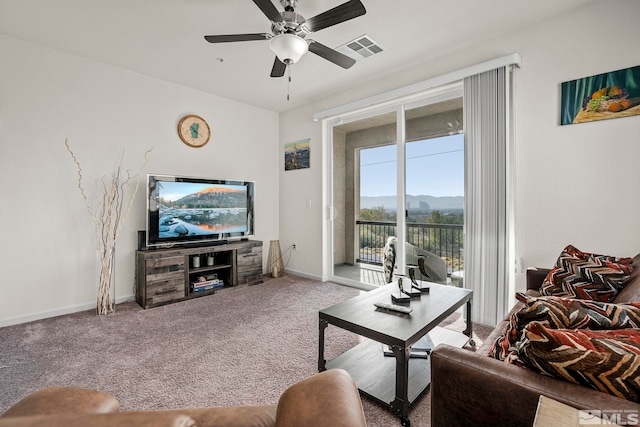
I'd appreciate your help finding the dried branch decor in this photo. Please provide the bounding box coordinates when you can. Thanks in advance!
[65,139,152,315]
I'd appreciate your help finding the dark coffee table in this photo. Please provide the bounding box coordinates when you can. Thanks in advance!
[318,281,473,426]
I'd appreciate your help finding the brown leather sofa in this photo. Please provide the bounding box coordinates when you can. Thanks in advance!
[430,255,640,427]
[0,369,367,427]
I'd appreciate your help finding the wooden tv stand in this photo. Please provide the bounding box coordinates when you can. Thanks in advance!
[135,240,263,309]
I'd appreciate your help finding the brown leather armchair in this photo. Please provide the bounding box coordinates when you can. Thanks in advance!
[0,369,367,427]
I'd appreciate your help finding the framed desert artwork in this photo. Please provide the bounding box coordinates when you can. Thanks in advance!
[284,139,310,171]
[561,65,640,125]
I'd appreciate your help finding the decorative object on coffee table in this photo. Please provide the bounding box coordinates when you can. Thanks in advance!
[382,236,396,283]
[398,275,421,297]
[391,277,411,303]
[65,139,152,315]
[409,258,432,292]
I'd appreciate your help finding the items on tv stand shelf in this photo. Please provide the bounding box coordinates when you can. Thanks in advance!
[135,240,263,309]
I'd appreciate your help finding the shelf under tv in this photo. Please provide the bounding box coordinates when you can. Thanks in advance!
[135,240,263,309]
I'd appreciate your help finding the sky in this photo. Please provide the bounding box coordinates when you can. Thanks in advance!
[158,181,245,202]
[359,133,464,197]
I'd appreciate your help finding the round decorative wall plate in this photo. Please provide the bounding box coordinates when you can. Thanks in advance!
[178,115,210,148]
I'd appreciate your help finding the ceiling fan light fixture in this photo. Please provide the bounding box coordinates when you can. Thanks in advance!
[270,34,308,65]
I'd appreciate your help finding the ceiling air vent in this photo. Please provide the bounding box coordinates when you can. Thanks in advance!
[336,35,384,61]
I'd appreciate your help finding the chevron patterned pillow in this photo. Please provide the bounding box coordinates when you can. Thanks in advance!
[489,292,640,362]
[518,322,640,402]
[540,245,633,302]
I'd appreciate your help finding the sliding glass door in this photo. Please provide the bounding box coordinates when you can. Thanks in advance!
[404,99,464,286]
[331,110,397,288]
[328,84,464,289]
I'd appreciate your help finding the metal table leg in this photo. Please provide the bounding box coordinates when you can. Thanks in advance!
[390,344,411,426]
[318,317,328,371]
[463,297,475,346]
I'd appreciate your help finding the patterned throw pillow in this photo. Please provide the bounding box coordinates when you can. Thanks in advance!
[540,245,633,302]
[517,322,640,402]
[488,292,640,362]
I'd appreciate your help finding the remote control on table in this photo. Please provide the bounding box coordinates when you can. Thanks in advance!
[374,302,412,314]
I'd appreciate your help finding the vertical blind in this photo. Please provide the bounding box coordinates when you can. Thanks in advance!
[464,67,512,326]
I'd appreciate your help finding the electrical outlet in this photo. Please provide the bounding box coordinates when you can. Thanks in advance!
[292,243,297,251]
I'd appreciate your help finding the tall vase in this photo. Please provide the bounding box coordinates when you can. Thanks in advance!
[96,248,115,315]
[267,240,285,278]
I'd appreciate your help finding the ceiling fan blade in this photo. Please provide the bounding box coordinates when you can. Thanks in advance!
[252,0,283,22]
[204,33,271,43]
[270,57,287,78]
[304,0,366,32]
[308,41,356,69]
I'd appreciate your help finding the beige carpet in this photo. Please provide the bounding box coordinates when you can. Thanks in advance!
[0,274,493,426]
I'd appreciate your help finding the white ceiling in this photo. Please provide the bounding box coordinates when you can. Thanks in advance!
[0,0,597,113]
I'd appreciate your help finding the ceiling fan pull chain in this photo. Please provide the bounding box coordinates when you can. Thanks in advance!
[287,66,292,101]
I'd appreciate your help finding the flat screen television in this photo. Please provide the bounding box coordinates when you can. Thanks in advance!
[146,174,254,247]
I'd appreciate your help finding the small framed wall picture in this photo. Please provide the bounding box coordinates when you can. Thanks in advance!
[178,115,211,148]
[284,139,310,171]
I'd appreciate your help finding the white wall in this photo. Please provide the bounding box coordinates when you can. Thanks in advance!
[0,35,279,326]
[278,106,325,278]
[279,0,640,290]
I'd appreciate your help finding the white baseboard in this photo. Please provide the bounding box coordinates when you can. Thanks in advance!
[283,268,323,281]
[0,294,135,328]
[282,269,374,292]
[327,275,376,291]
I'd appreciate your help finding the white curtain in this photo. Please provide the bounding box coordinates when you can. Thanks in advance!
[463,67,513,326]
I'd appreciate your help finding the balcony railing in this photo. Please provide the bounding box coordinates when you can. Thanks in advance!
[356,220,464,274]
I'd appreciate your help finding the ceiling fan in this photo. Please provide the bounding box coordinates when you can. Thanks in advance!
[204,0,366,78]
